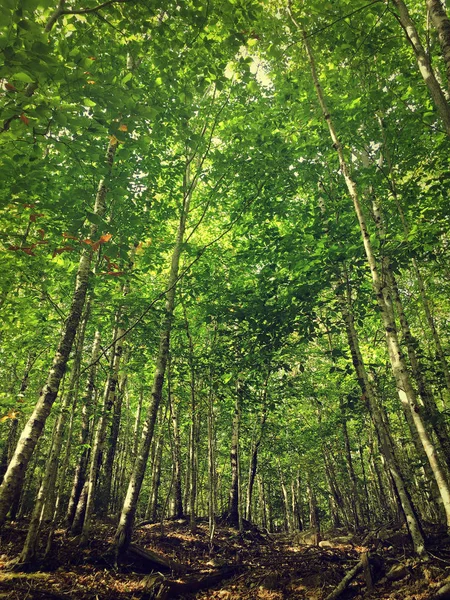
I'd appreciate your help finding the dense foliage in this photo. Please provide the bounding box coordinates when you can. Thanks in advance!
[1,0,450,566]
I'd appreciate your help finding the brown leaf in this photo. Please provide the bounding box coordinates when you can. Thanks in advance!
[52,245,74,257]
[20,113,29,126]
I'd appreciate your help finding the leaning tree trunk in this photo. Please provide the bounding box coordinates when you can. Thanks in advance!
[372,200,450,468]
[377,115,450,395]
[392,0,450,136]
[297,22,450,532]
[338,276,427,556]
[17,298,91,567]
[0,140,116,527]
[427,0,450,95]
[113,158,193,555]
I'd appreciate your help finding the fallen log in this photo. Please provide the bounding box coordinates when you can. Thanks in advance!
[324,552,384,600]
[127,543,186,574]
[142,565,241,600]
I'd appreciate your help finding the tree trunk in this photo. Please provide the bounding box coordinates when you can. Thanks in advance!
[208,376,216,545]
[17,297,89,566]
[245,376,269,522]
[168,372,183,519]
[228,386,241,528]
[0,140,116,526]
[257,475,268,530]
[339,276,427,556]
[113,157,193,554]
[392,0,450,136]
[98,247,136,515]
[299,24,450,533]
[80,319,122,543]
[146,427,163,522]
[427,0,450,94]
[66,330,101,529]
[377,115,450,395]
[306,474,319,543]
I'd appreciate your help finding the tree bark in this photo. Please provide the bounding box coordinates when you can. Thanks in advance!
[427,0,450,94]
[391,0,450,136]
[168,371,183,519]
[245,375,269,522]
[80,318,122,543]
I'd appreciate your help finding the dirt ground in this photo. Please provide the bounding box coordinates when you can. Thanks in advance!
[1,519,450,599]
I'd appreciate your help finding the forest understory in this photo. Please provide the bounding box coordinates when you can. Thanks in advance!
[3,0,450,599]
[2,518,450,600]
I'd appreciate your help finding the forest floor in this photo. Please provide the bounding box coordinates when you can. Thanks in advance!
[1,518,450,599]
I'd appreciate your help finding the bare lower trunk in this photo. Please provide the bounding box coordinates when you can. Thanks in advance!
[17,300,90,566]
[168,376,183,519]
[0,354,33,485]
[306,474,319,544]
[146,429,163,522]
[81,322,122,543]
[245,379,269,522]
